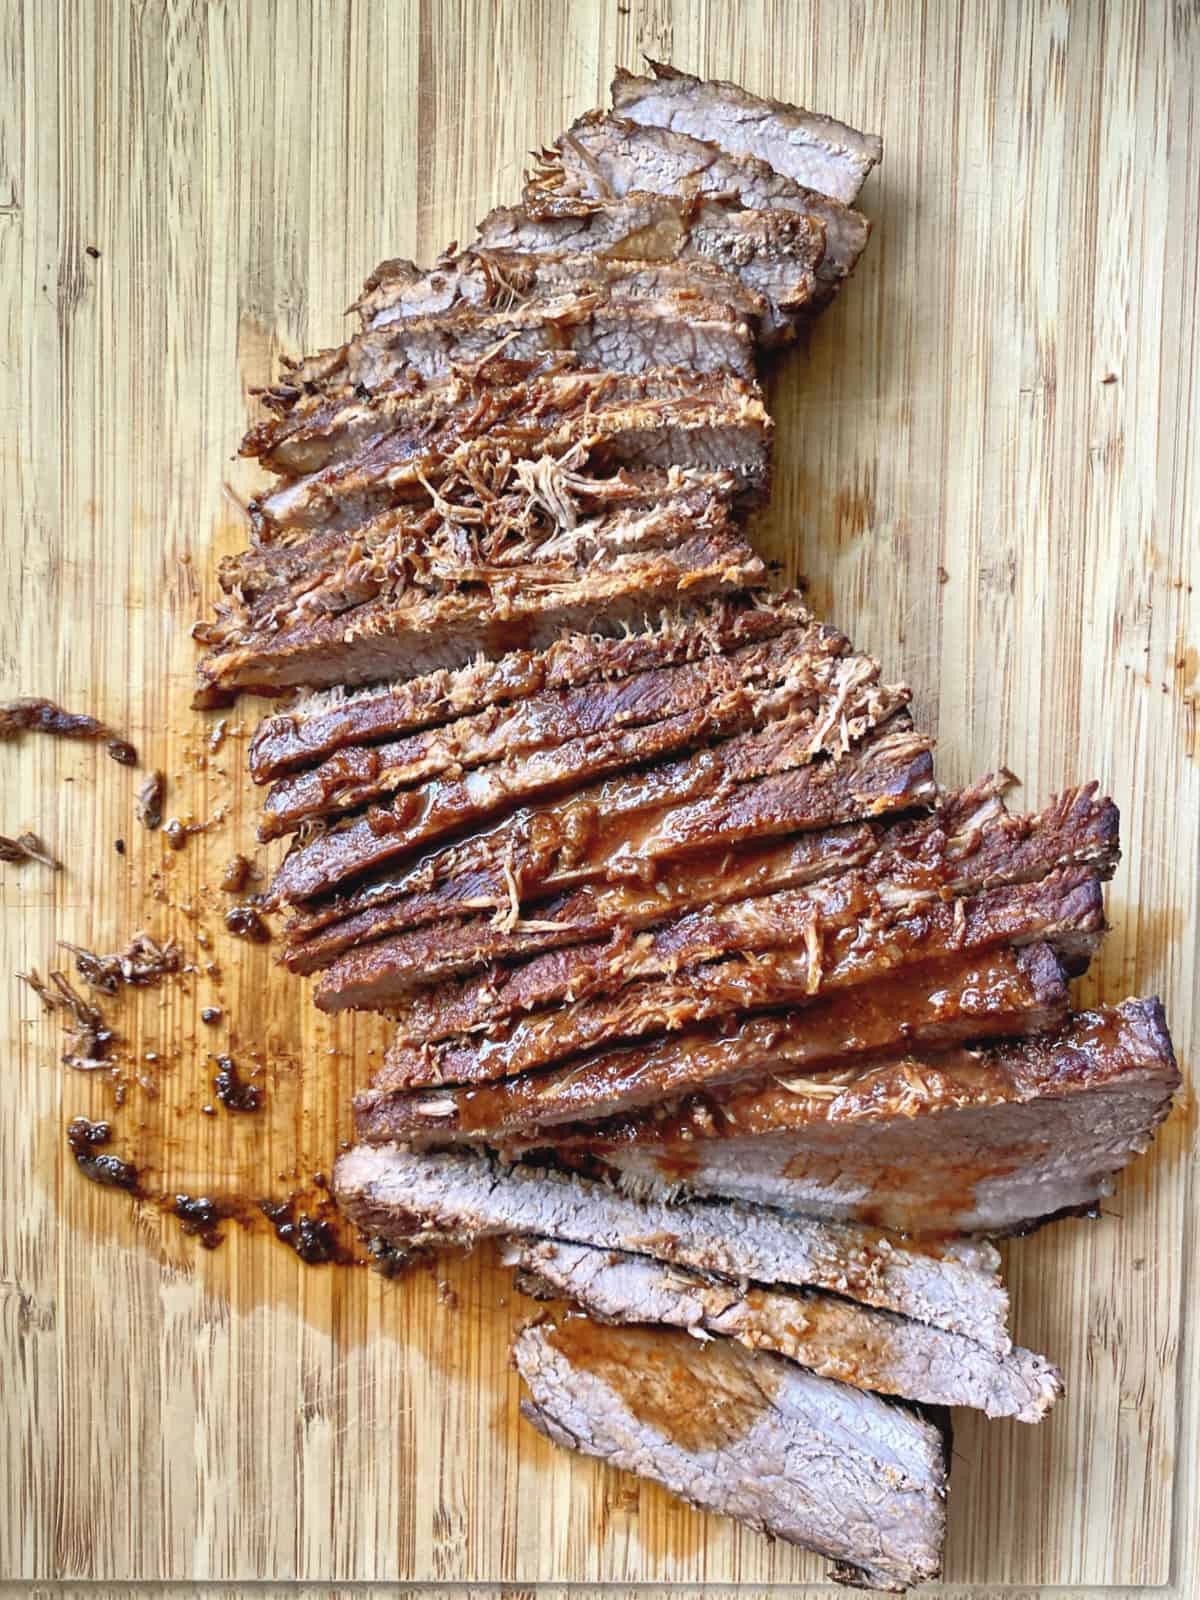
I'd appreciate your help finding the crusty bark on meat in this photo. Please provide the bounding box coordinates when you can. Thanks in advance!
[313,779,1119,998]
[259,622,862,838]
[330,1143,1012,1349]
[250,369,772,534]
[610,62,883,204]
[248,593,811,783]
[462,195,826,343]
[280,721,932,968]
[528,114,870,303]
[193,529,764,708]
[602,998,1181,1236]
[506,1239,1059,1422]
[513,1321,946,1592]
[352,945,1069,1146]
[269,658,912,906]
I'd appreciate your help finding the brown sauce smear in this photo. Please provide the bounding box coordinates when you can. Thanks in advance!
[546,1318,777,1452]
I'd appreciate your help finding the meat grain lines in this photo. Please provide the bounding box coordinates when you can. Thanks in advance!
[194,61,1180,1593]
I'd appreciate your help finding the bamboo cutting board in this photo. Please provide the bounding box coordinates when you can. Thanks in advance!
[1,1,1197,1594]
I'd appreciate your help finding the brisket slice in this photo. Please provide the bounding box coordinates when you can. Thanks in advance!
[194,530,763,708]
[293,282,760,389]
[214,466,739,638]
[530,114,870,301]
[258,621,838,838]
[375,861,1103,1050]
[507,1239,1059,1423]
[252,369,772,534]
[468,194,825,344]
[356,248,770,332]
[513,1319,947,1592]
[285,715,929,928]
[330,1143,1011,1349]
[319,779,1118,1000]
[602,998,1180,1236]
[352,945,1068,1147]
[248,593,809,782]
[271,666,910,908]
[610,62,883,205]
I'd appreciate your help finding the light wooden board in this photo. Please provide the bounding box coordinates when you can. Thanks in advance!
[1,0,1197,1592]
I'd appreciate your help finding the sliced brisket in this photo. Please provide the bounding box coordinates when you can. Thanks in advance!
[330,1143,1012,1348]
[248,593,809,783]
[506,1238,1060,1422]
[251,368,772,534]
[601,998,1180,1235]
[370,864,1103,1051]
[194,529,763,707]
[469,193,827,343]
[315,779,1117,998]
[530,114,870,302]
[513,1319,947,1592]
[258,620,841,839]
[610,62,883,204]
[352,945,1068,1146]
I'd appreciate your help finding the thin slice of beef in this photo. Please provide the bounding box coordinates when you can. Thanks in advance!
[271,654,908,907]
[330,1143,1012,1349]
[194,529,764,707]
[360,249,767,332]
[467,194,826,343]
[373,860,1103,1051]
[319,282,761,387]
[287,710,927,924]
[317,779,1117,999]
[610,62,883,204]
[529,114,870,302]
[248,593,810,782]
[218,465,739,639]
[352,945,1068,1147]
[513,1319,947,1592]
[602,998,1180,1235]
[506,1239,1060,1423]
[252,369,772,534]
[258,621,836,839]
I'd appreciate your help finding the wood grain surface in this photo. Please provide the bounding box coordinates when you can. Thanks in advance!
[1,1,1197,1593]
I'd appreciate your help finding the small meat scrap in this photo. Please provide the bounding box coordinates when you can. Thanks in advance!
[135,771,166,830]
[61,931,181,994]
[66,1117,141,1192]
[224,902,271,942]
[0,832,61,870]
[220,853,256,894]
[212,1055,263,1112]
[0,697,136,764]
[164,819,187,851]
[19,968,114,1069]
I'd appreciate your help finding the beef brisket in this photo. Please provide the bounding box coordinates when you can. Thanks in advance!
[513,1319,947,1592]
[469,193,827,343]
[352,946,1069,1147]
[601,998,1180,1235]
[252,369,772,534]
[529,114,871,301]
[258,620,841,839]
[330,1144,1012,1348]
[506,1238,1060,1422]
[248,593,809,783]
[309,281,760,387]
[315,779,1117,998]
[374,866,1103,1051]
[194,529,763,707]
[610,62,883,204]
